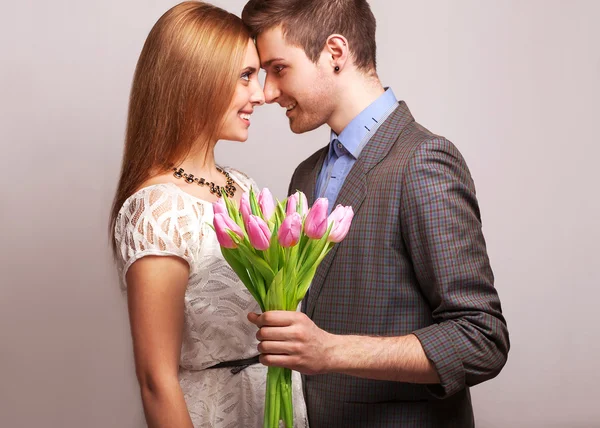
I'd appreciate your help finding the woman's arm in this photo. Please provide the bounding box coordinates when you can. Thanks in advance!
[126,255,193,428]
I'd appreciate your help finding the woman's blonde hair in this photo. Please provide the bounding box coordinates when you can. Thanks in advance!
[109,1,251,255]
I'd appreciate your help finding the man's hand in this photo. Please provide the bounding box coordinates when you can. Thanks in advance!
[248,311,336,375]
[249,311,441,384]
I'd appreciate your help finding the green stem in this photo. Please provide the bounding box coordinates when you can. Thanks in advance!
[265,366,282,428]
[274,373,281,427]
[263,378,271,428]
[281,368,293,427]
[263,366,294,428]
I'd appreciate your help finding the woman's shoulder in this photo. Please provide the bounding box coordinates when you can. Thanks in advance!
[115,183,206,240]
[120,182,176,207]
[222,166,258,193]
[114,183,205,284]
[119,183,206,217]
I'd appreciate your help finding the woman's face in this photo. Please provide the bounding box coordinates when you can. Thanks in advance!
[219,39,265,142]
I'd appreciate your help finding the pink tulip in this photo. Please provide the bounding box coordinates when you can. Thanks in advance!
[213,213,244,249]
[258,188,276,221]
[240,192,251,224]
[304,198,329,239]
[246,214,271,251]
[327,205,354,243]
[286,191,308,216]
[278,212,302,247]
[213,198,227,216]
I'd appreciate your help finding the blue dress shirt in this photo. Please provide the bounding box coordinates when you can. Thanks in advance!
[315,88,399,212]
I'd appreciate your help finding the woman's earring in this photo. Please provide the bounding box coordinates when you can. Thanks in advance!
[334,66,340,72]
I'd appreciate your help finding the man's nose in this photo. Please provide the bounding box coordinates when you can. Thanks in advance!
[250,81,265,106]
[263,75,280,104]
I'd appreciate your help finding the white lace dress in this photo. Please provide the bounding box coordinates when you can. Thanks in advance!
[114,168,308,428]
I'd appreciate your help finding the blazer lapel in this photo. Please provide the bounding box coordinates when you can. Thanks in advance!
[305,102,415,317]
[306,160,367,317]
[293,148,327,206]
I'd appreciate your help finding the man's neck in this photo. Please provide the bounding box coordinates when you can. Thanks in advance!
[328,77,386,135]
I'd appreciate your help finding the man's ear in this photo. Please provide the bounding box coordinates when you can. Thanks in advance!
[325,34,349,73]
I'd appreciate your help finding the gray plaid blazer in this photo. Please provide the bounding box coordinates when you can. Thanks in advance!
[288,102,509,427]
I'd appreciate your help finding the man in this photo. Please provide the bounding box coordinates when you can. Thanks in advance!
[242,1,509,426]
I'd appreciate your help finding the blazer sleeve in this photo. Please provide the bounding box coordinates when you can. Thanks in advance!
[400,137,510,399]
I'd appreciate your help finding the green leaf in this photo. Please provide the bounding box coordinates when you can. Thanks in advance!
[297,235,313,267]
[267,225,281,272]
[226,229,250,252]
[266,268,285,311]
[298,233,309,258]
[235,242,275,284]
[283,245,299,310]
[276,198,287,223]
[298,223,334,275]
[220,192,242,226]
[251,268,267,310]
[285,265,297,311]
[298,223,333,277]
[295,265,317,307]
[249,187,260,217]
[221,248,265,310]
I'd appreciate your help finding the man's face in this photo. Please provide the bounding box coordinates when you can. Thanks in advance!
[256,26,336,134]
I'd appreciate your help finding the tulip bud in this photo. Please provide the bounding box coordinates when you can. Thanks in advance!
[240,192,251,224]
[212,198,227,216]
[327,205,354,243]
[304,198,329,239]
[246,214,271,251]
[286,191,308,217]
[278,212,302,247]
[258,188,276,221]
[213,213,244,249]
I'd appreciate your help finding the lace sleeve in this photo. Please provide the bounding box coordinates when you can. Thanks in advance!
[113,185,201,289]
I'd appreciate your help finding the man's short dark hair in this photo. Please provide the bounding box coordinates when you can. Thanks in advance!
[242,0,377,72]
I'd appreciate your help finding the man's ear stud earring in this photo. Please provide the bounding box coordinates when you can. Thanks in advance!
[334,66,340,72]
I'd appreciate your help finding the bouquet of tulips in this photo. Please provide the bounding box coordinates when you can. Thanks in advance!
[211,188,353,428]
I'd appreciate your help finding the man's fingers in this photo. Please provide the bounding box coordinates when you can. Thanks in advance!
[247,312,260,325]
[257,339,297,355]
[256,326,296,341]
[250,310,303,328]
[259,353,296,369]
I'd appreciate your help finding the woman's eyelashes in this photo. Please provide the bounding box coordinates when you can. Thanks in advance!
[241,68,260,84]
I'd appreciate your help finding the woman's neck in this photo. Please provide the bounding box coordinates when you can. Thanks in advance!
[177,146,220,182]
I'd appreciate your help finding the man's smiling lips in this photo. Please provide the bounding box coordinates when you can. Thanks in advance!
[284,102,297,116]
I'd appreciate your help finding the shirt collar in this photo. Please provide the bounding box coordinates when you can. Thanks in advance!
[329,87,398,158]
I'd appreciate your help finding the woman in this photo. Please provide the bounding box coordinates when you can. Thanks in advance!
[109,2,307,427]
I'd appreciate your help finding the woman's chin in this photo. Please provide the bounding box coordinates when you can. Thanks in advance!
[234,131,249,142]
[218,132,248,143]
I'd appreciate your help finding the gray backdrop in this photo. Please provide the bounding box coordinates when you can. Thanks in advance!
[1,0,599,427]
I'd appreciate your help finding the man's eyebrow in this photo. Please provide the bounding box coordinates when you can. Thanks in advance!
[261,57,285,69]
